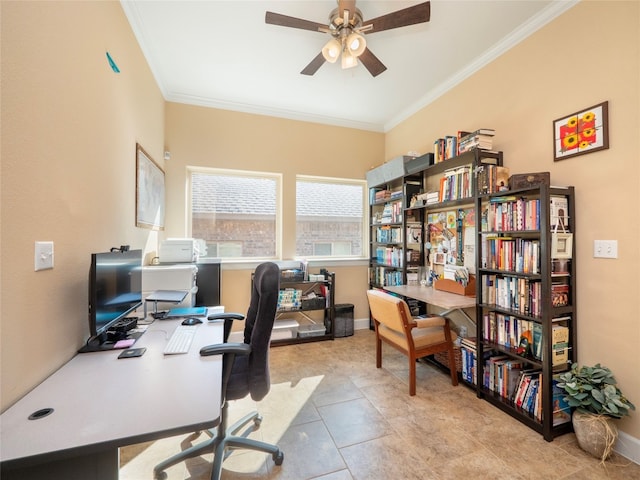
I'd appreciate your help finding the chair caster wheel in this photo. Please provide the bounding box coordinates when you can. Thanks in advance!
[273,450,284,466]
[254,415,263,427]
[154,471,168,480]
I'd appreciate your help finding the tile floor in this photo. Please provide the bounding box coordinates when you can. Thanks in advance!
[120,330,640,480]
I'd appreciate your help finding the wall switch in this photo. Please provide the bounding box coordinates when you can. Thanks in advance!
[35,241,54,270]
[593,240,618,259]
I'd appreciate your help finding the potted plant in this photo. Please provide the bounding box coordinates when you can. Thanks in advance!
[556,363,635,461]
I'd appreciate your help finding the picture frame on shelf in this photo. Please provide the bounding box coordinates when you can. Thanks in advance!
[553,101,609,161]
[136,143,165,230]
[551,232,573,259]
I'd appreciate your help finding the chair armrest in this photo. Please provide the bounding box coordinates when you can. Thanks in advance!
[412,315,446,329]
[208,313,245,343]
[207,312,245,321]
[200,342,251,357]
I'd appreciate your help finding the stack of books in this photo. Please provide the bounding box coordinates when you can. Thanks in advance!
[460,337,477,384]
[458,128,496,153]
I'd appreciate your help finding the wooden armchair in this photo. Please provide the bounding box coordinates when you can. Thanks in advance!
[366,289,459,396]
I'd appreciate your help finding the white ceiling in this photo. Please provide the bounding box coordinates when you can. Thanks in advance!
[121,0,577,132]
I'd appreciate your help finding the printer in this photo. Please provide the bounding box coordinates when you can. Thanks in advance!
[159,238,198,263]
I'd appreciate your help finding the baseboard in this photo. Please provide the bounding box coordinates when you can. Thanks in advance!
[616,430,640,465]
[354,317,370,330]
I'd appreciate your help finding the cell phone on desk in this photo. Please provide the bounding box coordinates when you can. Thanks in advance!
[118,348,146,359]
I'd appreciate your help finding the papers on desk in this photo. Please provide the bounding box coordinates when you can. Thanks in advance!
[443,265,470,286]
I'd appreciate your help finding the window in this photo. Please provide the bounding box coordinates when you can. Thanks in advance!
[296,176,367,258]
[189,168,281,260]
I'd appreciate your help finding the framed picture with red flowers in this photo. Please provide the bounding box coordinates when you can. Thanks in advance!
[553,101,609,161]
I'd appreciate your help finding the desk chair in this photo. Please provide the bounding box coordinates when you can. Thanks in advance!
[154,262,283,480]
[366,289,459,396]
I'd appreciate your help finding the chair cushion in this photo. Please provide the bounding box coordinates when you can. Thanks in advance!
[378,323,457,350]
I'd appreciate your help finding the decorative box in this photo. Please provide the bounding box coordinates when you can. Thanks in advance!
[509,172,550,190]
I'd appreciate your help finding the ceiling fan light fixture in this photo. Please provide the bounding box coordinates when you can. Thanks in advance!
[346,32,366,57]
[341,50,358,69]
[321,38,341,63]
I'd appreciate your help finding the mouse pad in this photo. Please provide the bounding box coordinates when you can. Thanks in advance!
[118,348,146,359]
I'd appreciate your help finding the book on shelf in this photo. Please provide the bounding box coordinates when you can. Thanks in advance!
[460,336,477,351]
[455,130,471,155]
[551,325,570,365]
[444,135,457,160]
[476,165,510,195]
[532,322,543,360]
[551,283,569,307]
[550,195,569,231]
[467,128,496,136]
[434,138,446,163]
[513,370,541,408]
[406,225,422,244]
[552,375,572,425]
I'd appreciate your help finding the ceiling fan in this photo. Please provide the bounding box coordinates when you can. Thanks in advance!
[265,1,431,77]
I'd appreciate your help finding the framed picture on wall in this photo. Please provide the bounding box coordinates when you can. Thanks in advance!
[136,144,165,230]
[553,101,609,161]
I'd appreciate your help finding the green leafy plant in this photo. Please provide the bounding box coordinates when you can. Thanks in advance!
[557,363,636,419]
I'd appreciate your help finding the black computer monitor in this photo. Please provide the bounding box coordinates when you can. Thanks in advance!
[87,249,142,343]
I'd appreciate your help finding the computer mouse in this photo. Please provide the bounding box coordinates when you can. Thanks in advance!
[182,317,203,326]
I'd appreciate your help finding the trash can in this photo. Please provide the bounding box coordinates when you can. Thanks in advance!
[334,303,354,337]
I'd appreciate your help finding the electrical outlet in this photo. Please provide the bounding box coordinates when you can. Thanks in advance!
[35,241,54,270]
[593,240,618,259]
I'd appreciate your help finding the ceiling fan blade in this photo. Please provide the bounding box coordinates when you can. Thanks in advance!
[301,52,326,76]
[359,48,387,77]
[363,1,431,33]
[265,11,327,32]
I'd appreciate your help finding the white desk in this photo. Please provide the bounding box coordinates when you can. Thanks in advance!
[1,318,223,480]
[384,285,476,324]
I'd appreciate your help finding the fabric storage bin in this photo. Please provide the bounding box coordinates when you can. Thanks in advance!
[334,303,354,337]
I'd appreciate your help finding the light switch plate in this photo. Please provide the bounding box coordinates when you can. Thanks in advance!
[593,240,618,259]
[35,241,54,270]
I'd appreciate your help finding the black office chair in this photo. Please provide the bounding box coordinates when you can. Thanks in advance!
[154,262,284,480]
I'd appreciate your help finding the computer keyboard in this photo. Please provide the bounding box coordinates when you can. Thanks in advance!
[163,325,198,355]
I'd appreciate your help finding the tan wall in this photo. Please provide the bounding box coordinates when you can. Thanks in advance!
[1,1,165,410]
[387,1,640,439]
[164,103,383,319]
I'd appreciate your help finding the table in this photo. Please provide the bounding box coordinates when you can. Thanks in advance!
[0,317,223,480]
[383,285,476,324]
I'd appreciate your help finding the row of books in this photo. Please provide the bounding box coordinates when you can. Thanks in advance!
[483,311,540,351]
[476,164,508,195]
[374,246,404,267]
[439,165,473,202]
[374,225,402,244]
[369,267,403,287]
[460,339,478,384]
[459,134,494,154]
[481,197,541,232]
[433,136,458,163]
[373,189,402,203]
[373,202,402,225]
[433,129,496,163]
[483,311,571,364]
[461,347,572,426]
[536,323,570,365]
[480,237,540,273]
[480,275,542,315]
